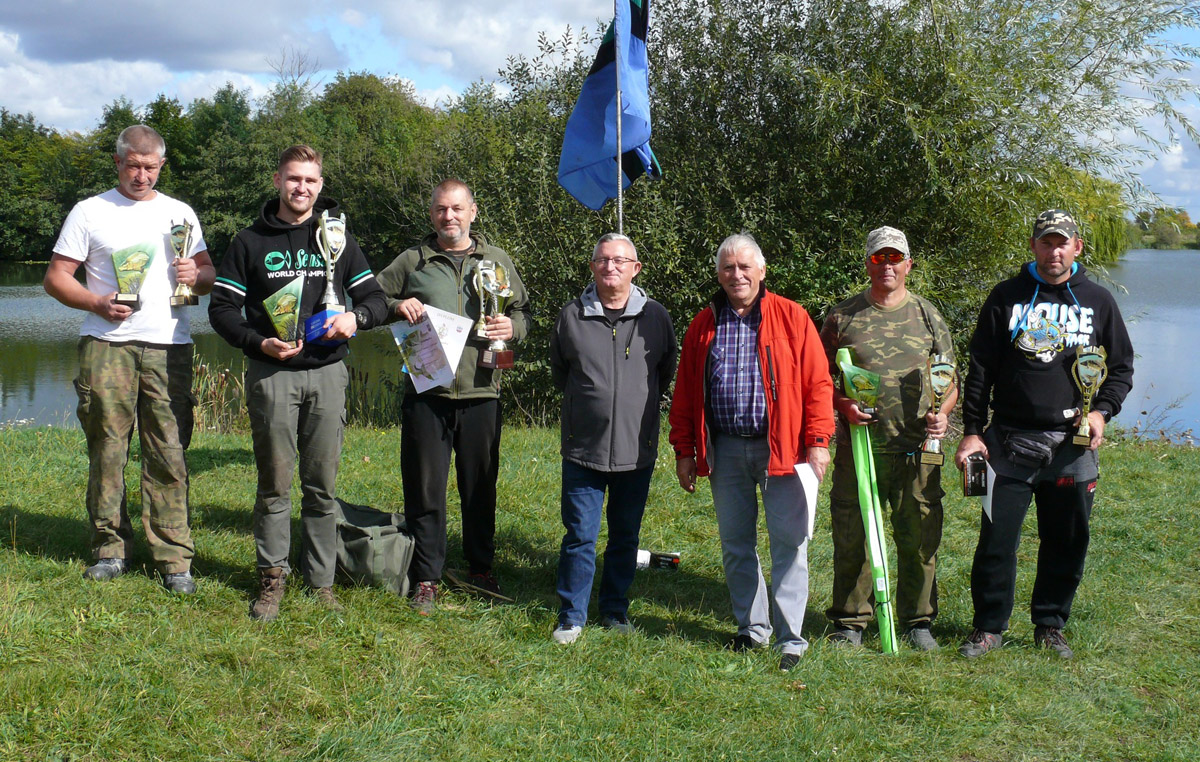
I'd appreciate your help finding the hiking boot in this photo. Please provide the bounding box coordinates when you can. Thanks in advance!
[83,558,128,581]
[904,626,939,652]
[1034,625,1074,660]
[250,567,286,621]
[411,580,438,616]
[726,633,766,652]
[465,572,504,598]
[162,570,196,595]
[599,614,634,634]
[779,652,802,672]
[315,587,344,613]
[959,629,1002,658]
[552,624,583,644]
[827,627,863,647]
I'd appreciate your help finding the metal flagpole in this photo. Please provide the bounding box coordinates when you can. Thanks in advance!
[614,0,624,234]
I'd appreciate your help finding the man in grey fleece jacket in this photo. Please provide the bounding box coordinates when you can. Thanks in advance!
[547,233,678,644]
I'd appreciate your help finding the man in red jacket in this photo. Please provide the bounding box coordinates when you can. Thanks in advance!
[669,233,835,670]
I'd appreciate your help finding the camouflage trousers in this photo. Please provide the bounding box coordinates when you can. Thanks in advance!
[826,443,944,630]
[74,337,195,573]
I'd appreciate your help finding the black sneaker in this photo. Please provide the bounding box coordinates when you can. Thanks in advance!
[411,580,438,616]
[726,633,765,652]
[779,652,802,672]
[1034,625,1074,660]
[83,558,128,581]
[162,571,196,594]
[959,629,1002,658]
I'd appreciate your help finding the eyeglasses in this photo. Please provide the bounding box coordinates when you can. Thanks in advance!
[868,251,909,265]
[592,257,636,268]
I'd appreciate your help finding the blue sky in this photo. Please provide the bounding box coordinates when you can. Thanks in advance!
[1,1,1197,220]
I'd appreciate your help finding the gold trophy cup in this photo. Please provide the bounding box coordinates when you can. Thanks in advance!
[1071,345,1109,446]
[919,354,957,466]
[475,260,515,369]
[169,219,198,306]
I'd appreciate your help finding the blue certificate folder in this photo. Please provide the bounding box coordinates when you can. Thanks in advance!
[304,309,354,347]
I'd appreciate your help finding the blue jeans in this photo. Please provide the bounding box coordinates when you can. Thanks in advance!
[556,460,654,627]
[709,433,811,655]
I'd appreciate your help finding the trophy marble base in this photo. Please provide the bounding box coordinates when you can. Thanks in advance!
[1072,433,1092,447]
[919,450,945,466]
[170,294,199,307]
[305,305,349,347]
[480,348,514,369]
[114,293,140,311]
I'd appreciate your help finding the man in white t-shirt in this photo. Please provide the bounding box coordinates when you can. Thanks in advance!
[43,124,215,594]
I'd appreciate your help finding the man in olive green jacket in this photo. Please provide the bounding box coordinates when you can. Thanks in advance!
[376,178,530,613]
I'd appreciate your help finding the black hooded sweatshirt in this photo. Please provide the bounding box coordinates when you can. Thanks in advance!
[961,261,1134,435]
[208,197,388,369]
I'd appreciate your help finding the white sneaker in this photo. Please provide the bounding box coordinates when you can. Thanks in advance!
[552,624,583,644]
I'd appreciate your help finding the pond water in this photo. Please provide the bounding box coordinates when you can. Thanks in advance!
[2,251,1196,435]
[1105,249,1199,437]
[0,263,399,428]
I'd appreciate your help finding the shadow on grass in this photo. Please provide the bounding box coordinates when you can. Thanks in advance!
[186,444,256,475]
[0,503,245,585]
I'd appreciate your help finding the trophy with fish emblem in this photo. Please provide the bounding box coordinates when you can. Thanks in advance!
[1071,345,1108,446]
[112,244,155,311]
[168,219,199,306]
[474,259,515,369]
[265,275,305,349]
[919,354,957,466]
[305,210,349,345]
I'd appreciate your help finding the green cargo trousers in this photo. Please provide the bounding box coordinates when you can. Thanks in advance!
[74,337,195,573]
[246,359,348,589]
[826,442,944,630]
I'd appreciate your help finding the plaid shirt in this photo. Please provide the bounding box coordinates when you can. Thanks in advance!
[708,301,766,436]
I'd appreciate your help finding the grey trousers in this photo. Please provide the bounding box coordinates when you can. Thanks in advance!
[709,433,811,656]
[246,359,348,588]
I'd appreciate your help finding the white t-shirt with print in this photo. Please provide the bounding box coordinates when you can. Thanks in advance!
[53,188,207,344]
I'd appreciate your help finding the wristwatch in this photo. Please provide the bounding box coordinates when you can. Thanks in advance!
[353,308,368,330]
[1098,409,1111,423]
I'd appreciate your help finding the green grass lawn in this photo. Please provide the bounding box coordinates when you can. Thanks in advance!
[1,426,1197,761]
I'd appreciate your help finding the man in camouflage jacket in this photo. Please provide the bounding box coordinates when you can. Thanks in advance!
[819,226,957,651]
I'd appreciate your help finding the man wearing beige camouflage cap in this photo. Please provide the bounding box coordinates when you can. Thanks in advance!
[819,226,958,651]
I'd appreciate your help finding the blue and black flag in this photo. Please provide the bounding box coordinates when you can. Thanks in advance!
[557,0,662,210]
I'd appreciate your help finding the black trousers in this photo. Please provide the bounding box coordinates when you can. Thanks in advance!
[970,473,1096,632]
[401,395,501,582]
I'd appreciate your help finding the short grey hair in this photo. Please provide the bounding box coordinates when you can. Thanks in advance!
[592,232,638,261]
[714,232,765,270]
[115,125,166,160]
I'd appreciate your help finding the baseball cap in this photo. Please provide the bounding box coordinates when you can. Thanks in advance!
[1033,209,1079,239]
[865,226,910,258]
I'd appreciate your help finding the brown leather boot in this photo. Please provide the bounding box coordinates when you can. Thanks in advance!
[250,567,286,621]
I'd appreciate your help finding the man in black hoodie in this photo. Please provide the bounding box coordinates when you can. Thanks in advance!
[209,145,388,621]
[954,209,1133,660]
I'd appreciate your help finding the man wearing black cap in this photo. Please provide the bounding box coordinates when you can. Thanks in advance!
[954,210,1133,659]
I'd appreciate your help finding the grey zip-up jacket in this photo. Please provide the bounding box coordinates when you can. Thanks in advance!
[550,283,678,472]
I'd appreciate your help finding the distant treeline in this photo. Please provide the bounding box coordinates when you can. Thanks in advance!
[4,0,1194,420]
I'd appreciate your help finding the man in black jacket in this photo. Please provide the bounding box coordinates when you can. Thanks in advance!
[209,145,388,621]
[547,233,677,644]
[955,209,1133,659]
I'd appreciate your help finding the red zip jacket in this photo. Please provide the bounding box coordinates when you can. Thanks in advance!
[669,287,835,477]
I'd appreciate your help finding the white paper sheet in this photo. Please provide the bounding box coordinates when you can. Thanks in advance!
[388,306,474,393]
[980,461,998,521]
[793,463,820,541]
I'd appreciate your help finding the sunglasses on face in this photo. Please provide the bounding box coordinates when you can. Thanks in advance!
[869,251,909,265]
